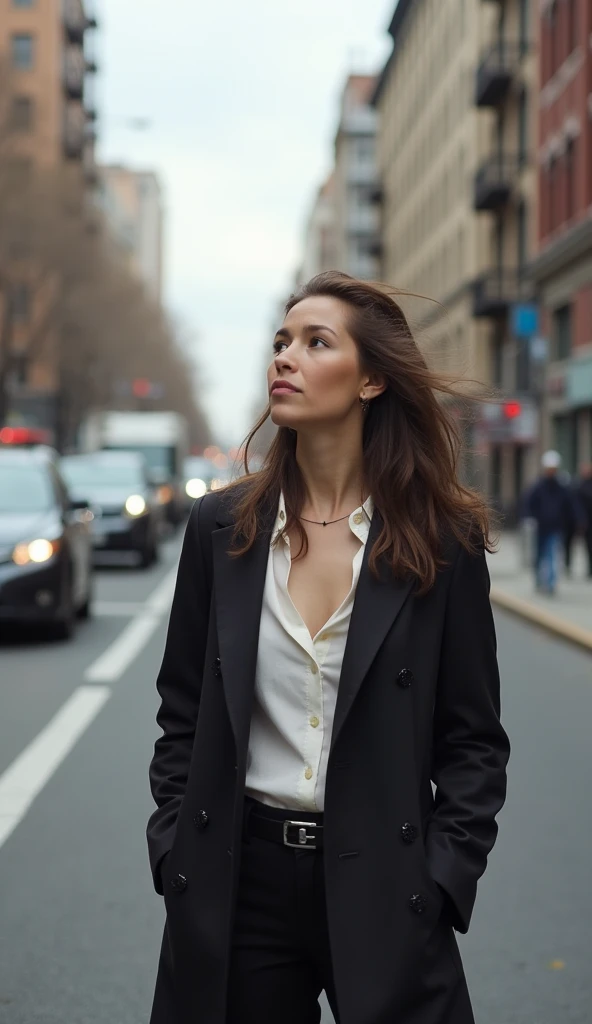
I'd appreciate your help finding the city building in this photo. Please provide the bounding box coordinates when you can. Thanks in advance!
[528,0,592,472]
[333,74,382,280]
[0,0,98,429]
[296,172,336,286]
[373,0,540,516]
[98,165,164,303]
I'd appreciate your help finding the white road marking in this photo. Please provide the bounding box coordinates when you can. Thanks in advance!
[84,565,178,684]
[93,601,143,617]
[0,685,111,850]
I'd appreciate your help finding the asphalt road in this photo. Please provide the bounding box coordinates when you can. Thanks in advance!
[0,528,591,1024]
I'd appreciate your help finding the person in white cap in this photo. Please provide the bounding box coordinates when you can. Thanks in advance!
[525,450,578,594]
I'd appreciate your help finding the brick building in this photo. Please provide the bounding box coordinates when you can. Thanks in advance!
[529,0,592,471]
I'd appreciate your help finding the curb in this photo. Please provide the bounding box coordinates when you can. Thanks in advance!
[490,586,592,653]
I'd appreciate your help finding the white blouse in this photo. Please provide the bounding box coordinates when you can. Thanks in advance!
[245,491,373,812]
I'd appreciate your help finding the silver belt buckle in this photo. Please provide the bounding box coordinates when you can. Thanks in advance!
[283,819,318,849]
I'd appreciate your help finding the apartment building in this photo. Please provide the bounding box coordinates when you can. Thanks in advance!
[0,0,98,429]
[99,165,164,303]
[297,173,336,285]
[373,0,539,514]
[528,0,592,472]
[332,74,382,281]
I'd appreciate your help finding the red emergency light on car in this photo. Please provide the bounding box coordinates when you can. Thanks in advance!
[0,426,51,446]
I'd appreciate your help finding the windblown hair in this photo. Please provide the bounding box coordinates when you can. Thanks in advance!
[225,271,495,595]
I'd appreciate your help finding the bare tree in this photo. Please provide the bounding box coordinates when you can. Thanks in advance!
[0,57,211,448]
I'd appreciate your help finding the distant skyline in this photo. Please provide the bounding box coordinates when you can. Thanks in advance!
[98,0,394,446]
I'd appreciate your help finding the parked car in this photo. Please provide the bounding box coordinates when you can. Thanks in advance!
[60,450,161,568]
[0,446,93,639]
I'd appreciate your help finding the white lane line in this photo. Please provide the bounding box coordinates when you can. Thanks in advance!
[84,565,177,684]
[0,685,110,851]
[93,601,143,617]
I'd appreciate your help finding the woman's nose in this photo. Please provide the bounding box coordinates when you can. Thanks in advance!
[274,348,296,372]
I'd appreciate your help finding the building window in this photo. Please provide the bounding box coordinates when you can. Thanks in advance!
[518,89,528,167]
[549,3,559,73]
[517,200,528,272]
[548,157,558,232]
[553,304,572,360]
[12,356,29,388]
[565,139,576,220]
[11,34,34,70]
[567,0,578,54]
[492,326,504,387]
[10,95,34,131]
[519,0,529,54]
[11,284,30,321]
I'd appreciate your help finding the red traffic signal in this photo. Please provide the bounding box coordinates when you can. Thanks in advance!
[503,401,522,420]
[132,378,152,398]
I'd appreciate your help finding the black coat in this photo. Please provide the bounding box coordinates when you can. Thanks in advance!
[147,489,510,1024]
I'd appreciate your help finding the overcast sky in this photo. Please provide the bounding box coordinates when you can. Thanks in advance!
[98,0,395,447]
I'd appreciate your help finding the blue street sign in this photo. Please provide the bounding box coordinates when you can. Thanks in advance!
[511,303,539,338]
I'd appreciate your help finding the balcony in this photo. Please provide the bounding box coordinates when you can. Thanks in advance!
[472,270,520,317]
[474,155,517,211]
[63,0,97,42]
[63,52,84,99]
[475,42,520,107]
[64,122,84,159]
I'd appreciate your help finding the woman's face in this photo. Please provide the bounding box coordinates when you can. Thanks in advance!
[267,295,370,430]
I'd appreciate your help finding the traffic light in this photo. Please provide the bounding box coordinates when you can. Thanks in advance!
[132,378,152,399]
[503,401,521,420]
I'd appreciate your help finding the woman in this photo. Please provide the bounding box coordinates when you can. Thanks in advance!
[147,272,510,1024]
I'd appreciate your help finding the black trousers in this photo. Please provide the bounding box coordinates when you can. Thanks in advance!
[227,797,340,1024]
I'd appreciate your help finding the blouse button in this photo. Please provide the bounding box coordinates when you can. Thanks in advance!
[319,632,331,642]
[304,767,313,780]
[353,513,364,525]
[310,716,319,728]
[279,509,285,520]
[311,663,319,675]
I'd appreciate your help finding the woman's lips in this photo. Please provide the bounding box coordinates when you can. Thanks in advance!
[270,381,301,396]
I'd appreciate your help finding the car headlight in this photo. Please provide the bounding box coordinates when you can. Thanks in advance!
[185,477,207,499]
[12,538,61,565]
[124,494,147,517]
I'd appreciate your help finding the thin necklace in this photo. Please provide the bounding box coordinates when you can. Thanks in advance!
[299,510,360,527]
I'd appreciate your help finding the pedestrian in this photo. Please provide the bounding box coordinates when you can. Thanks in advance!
[147,271,510,1024]
[526,450,577,594]
[575,462,592,577]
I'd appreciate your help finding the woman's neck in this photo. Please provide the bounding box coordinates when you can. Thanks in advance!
[295,428,366,518]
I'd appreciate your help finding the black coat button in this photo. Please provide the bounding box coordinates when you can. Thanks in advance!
[170,873,187,892]
[193,810,209,830]
[409,893,427,914]
[397,668,414,688]
[401,822,418,844]
[213,657,222,678]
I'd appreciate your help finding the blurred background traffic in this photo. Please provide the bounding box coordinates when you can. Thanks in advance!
[0,2,591,1023]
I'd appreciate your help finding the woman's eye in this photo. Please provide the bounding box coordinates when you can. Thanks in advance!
[310,337,327,348]
[273,341,286,353]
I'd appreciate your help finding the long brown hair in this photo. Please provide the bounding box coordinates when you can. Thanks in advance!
[225,271,495,595]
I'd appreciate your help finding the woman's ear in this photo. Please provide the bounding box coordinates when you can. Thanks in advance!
[363,375,387,401]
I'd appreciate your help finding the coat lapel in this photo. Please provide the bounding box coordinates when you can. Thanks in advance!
[212,496,415,763]
[212,501,274,760]
[330,510,415,755]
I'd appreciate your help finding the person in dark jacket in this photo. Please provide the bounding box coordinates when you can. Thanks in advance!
[526,450,577,594]
[575,463,592,577]
[147,272,510,1024]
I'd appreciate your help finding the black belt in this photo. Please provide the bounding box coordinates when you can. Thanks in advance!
[246,801,324,850]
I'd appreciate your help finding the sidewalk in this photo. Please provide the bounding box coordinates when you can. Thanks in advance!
[487,532,592,652]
